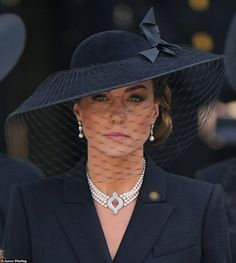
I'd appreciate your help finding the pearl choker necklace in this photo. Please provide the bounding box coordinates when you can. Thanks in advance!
[86,159,146,215]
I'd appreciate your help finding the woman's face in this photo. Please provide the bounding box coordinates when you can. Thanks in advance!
[73,80,159,157]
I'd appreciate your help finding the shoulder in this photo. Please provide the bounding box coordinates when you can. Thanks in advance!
[163,169,223,206]
[0,155,43,214]
[195,157,236,184]
[12,175,66,208]
[166,170,214,191]
[20,174,64,189]
[146,157,221,205]
[0,154,43,180]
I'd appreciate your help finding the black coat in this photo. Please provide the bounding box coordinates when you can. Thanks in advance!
[0,154,42,245]
[195,157,236,262]
[4,157,231,263]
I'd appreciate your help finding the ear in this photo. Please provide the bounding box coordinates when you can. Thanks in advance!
[152,101,159,120]
[73,102,81,121]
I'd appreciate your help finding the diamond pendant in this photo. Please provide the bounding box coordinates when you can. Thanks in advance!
[107,192,124,215]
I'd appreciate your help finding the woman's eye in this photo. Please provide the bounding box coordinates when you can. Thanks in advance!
[91,94,108,101]
[128,94,145,102]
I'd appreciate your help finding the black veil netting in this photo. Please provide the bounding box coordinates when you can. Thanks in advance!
[5,59,224,176]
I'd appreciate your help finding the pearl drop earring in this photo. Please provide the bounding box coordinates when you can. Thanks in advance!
[78,121,84,139]
[149,124,155,142]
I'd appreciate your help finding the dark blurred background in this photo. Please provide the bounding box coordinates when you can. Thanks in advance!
[1,0,236,176]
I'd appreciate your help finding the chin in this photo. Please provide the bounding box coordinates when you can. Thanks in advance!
[94,144,144,158]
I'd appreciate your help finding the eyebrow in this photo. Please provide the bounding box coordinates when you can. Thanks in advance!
[125,85,147,92]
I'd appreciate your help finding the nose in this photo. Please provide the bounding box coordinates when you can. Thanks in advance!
[109,99,126,124]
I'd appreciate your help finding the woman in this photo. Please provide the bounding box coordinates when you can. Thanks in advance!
[4,7,231,263]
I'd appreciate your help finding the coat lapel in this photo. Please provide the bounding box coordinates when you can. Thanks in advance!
[54,156,175,263]
[113,157,175,263]
[54,158,113,263]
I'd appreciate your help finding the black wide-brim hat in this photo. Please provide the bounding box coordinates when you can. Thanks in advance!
[6,8,224,176]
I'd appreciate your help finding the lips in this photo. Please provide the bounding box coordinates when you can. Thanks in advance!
[104,132,129,137]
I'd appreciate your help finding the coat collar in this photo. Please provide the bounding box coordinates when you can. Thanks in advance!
[54,155,175,263]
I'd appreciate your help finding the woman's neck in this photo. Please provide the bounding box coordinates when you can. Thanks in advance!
[86,147,145,195]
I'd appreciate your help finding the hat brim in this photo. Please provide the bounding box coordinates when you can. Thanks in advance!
[12,45,223,115]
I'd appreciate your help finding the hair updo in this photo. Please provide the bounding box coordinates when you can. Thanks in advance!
[151,77,173,144]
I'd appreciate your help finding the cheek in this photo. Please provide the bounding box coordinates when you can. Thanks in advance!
[81,112,107,137]
[129,107,154,127]
[127,108,154,138]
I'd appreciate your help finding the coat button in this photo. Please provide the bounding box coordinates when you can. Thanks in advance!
[149,191,160,201]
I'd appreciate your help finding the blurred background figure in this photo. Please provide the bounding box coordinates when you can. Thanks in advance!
[195,13,236,261]
[0,13,42,245]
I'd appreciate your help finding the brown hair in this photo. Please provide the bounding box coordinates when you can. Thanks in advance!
[152,77,172,144]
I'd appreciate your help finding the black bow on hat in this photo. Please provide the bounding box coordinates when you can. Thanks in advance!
[139,7,181,63]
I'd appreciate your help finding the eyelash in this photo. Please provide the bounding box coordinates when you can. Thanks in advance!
[91,94,107,101]
[128,94,145,102]
[91,94,145,102]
